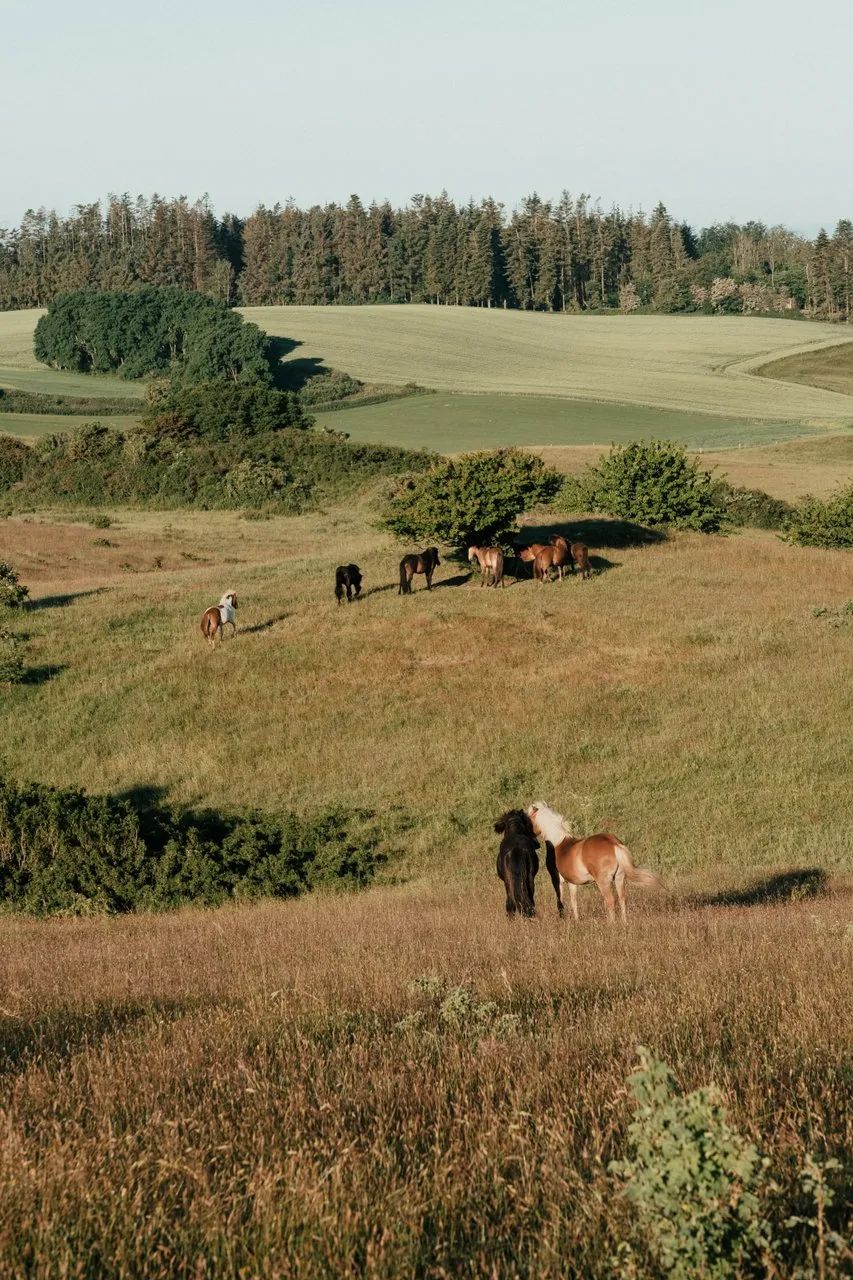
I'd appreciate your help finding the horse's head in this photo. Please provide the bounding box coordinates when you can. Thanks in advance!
[430,548,440,565]
[467,547,478,563]
[221,591,238,609]
[527,803,544,837]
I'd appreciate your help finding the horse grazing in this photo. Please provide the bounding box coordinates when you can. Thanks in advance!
[494,810,539,918]
[398,547,440,594]
[527,801,664,924]
[552,535,591,580]
[335,564,362,604]
[200,592,238,647]
[468,545,504,587]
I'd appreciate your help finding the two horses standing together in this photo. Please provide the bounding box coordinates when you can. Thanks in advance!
[495,803,663,924]
[518,535,590,583]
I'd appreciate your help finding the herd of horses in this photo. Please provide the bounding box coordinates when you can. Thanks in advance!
[495,803,664,923]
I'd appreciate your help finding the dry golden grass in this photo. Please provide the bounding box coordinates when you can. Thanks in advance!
[0,884,850,1277]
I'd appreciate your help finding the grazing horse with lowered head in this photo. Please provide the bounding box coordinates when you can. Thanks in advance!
[468,545,504,587]
[494,810,539,918]
[518,542,559,583]
[527,801,664,924]
[399,547,440,594]
[200,592,238,647]
[335,564,363,604]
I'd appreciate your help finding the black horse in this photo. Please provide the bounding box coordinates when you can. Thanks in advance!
[335,564,363,604]
[398,547,440,594]
[494,810,539,918]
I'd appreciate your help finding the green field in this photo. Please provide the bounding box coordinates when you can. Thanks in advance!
[315,392,814,451]
[0,410,141,438]
[244,304,853,425]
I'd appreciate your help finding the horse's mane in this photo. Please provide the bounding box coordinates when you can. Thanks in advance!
[530,801,572,842]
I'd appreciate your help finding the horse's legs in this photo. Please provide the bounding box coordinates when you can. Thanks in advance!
[614,869,628,924]
[545,842,563,918]
[567,882,579,923]
[425,571,433,590]
[596,876,617,924]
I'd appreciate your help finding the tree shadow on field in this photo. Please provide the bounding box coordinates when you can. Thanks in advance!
[267,337,332,393]
[28,588,107,611]
[21,663,67,686]
[692,868,829,910]
[0,996,218,1079]
[521,516,666,551]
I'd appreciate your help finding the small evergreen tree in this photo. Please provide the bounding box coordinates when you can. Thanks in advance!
[0,562,29,608]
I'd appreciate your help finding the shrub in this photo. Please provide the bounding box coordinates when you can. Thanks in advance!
[0,436,29,489]
[0,628,27,684]
[782,480,853,548]
[34,287,276,385]
[611,1047,772,1278]
[379,448,561,547]
[0,562,28,608]
[558,440,724,532]
[713,482,794,530]
[299,369,362,406]
[0,777,385,916]
[90,513,112,529]
[142,380,310,442]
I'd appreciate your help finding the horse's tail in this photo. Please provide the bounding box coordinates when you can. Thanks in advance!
[509,849,535,917]
[201,608,218,642]
[614,842,665,889]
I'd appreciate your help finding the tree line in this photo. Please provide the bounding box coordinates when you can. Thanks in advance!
[2,192,852,318]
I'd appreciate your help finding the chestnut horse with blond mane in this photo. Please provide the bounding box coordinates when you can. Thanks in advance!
[468,545,504,587]
[527,801,664,923]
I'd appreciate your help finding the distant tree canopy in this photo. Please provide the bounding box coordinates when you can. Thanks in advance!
[3,192,853,318]
[379,449,562,547]
[33,287,276,384]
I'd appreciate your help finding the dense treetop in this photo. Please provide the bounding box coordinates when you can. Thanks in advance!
[2,193,851,318]
[33,287,276,383]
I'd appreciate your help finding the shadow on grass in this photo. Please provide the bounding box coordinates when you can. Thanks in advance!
[692,868,829,909]
[0,997,216,1078]
[268,337,333,393]
[521,517,666,550]
[361,583,398,599]
[22,664,66,686]
[28,588,107,611]
[241,612,289,635]
[433,572,474,589]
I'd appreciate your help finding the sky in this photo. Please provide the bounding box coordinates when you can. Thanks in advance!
[2,0,851,233]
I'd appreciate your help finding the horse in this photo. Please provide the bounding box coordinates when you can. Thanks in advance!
[552,535,591,580]
[548,535,574,581]
[527,801,664,924]
[335,564,363,604]
[468,545,504,587]
[518,542,557,583]
[494,810,539,918]
[399,547,440,594]
[200,591,238,647]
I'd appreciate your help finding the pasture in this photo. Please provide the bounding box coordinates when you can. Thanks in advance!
[1,500,852,1276]
[244,305,853,424]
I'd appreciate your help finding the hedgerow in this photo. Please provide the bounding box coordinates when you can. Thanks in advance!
[0,777,385,915]
[782,480,853,548]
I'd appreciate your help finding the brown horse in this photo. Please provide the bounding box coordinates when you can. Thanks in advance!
[200,592,238,647]
[548,535,573,581]
[532,545,558,583]
[468,545,504,587]
[559,537,591,580]
[398,547,440,593]
[528,801,664,924]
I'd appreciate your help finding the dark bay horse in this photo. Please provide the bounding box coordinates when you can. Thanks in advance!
[335,564,362,604]
[399,547,440,593]
[494,810,539,918]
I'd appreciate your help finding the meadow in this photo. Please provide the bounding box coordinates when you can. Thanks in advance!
[1,498,852,1276]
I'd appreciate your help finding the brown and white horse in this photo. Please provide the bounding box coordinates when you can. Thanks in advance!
[468,545,505,587]
[527,801,663,923]
[200,592,238,647]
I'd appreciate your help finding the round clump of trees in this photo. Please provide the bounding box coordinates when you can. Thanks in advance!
[34,286,276,384]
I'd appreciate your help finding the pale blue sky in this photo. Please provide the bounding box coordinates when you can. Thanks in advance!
[2,0,851,232]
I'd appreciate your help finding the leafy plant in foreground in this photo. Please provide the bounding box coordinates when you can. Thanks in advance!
[610,1046,772,1278]
[0,562,28,608]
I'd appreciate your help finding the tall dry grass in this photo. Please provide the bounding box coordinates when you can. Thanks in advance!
[1,885,850,1277]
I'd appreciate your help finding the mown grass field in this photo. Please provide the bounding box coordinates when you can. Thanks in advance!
[315,391,810,452]
[244,304,853,425]
[757,338,853,397]
[1,500,852,1276]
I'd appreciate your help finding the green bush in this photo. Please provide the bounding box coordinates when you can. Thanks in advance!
[782,480,853,548]
[557,440,724,532]
[0,436,30,489]
[611,1047,772,1278]
[299,369,362,406]
[379,448,561,547]
[714,482,794,530]
[0,777,385,916]
[0,562,29,608]
[0,628,27,684]
[34,287,276,385]
[0,423,429,514]
[141,380,310,442]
